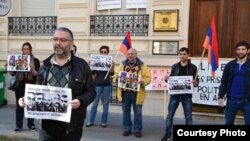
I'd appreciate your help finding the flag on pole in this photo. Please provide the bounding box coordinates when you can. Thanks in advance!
[119,31,132,57]
[203,15,219,77]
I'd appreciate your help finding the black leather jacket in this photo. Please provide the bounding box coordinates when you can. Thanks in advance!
[218,58,250,102]
[37,53,96,132]
[167,59,199,97]
[170,60,198,80]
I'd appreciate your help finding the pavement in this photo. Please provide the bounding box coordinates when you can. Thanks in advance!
[0,104,224,141]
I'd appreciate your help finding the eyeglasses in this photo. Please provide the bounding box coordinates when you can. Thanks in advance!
[100,51,107,54]
[22,48,30,51]
[52,37,72,43]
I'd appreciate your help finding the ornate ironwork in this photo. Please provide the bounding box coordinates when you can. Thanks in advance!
[90,14,149,36]
[8,16,57,36]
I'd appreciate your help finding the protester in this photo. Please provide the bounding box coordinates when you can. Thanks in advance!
[218,40,250,125]
[6,42,40,132]
[161,47,199,141]
[113,48,151,138]
[19,27,96,141]
[86,45,114,128]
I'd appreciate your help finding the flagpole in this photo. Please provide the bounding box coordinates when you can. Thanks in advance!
[195,48,206,80]
[104,51,120,80]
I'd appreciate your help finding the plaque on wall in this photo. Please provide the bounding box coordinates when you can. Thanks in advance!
[153,10,179,32]
[152,41,179,55]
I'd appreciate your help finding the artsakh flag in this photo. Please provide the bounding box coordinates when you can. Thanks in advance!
[203,15,219,77]
[119,31,132,57]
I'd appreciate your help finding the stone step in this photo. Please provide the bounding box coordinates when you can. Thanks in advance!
[193,112,244,125]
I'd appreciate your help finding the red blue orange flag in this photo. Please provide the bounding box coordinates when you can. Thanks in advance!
[119,31,132,57]
[203,15,219,77]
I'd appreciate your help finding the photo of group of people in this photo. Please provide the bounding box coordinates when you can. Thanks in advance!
[167,76,193,94]
[7,55,30,71]
[90,54,112,71]
[26,92,68,113]
[118,71,141,91]
[24,84,72,122]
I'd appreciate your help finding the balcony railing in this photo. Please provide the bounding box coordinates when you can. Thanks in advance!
[8,16,57,36]
[90,14,149,36]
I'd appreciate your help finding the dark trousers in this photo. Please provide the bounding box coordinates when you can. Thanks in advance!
[15,85,34,129]
[39,120,83,141]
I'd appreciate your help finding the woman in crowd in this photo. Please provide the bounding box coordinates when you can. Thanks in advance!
[7,42,40,132]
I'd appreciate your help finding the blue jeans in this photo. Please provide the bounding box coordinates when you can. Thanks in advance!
[122,92,142,132]
[88,85,112,124]
[225,97,250,125]
[164,94,192,138]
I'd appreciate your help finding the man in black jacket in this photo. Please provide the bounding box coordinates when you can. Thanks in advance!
[19,27,96,141]
[161,47,199,141]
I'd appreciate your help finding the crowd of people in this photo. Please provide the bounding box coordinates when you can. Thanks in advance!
[4,26,250,141]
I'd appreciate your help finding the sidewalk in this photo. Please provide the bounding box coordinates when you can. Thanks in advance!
[0,105,224,141]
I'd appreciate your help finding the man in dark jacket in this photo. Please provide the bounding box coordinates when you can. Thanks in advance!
[161,47,199,141]
[218,40,250,125]
[19,27,96,141]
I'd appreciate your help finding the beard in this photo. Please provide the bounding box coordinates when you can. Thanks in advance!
[237,53,247,59]
[54,45,69,57]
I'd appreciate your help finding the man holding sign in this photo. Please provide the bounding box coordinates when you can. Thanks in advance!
[161,47,199,141]
[19,27,96,141]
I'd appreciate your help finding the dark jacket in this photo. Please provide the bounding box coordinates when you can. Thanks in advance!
[167,59,198,96]
[37,53,96,132]
[170,59,198,80]
[218,58,250,101]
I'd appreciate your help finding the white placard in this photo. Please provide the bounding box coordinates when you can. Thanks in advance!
[118,71,141,91]
[168,76,193,95]
[24,84,72,123]
[7,55,30,72]
[90,54,112,71]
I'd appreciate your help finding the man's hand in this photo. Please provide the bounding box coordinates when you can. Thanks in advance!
[192,80,199,87]
[18,97,26,107]
[70,99,80,109]
[164,75,169,81]
[218,99,224,107]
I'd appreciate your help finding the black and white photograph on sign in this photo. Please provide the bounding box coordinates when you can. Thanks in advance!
[168,76,193,95]
[7,54,30,71]
[118,71,141,91]
[24,84,72,123]
[90,54,112,71]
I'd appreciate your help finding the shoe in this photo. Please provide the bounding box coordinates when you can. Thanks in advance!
[161,135,171,141]
[14,127,22,132]
[135,132,142,137]
[123,131,131,136]
[101,123,107,128]
[28,125,36,131]
[86,123,93,127]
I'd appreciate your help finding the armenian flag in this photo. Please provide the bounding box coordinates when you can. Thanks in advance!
[119,31,132,57]
[203,15,219,77]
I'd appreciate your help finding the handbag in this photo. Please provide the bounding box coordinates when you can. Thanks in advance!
[8,76,17,91]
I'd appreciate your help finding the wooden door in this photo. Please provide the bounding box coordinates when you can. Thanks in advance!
[189,0,250,114]
[189,0,250,58]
